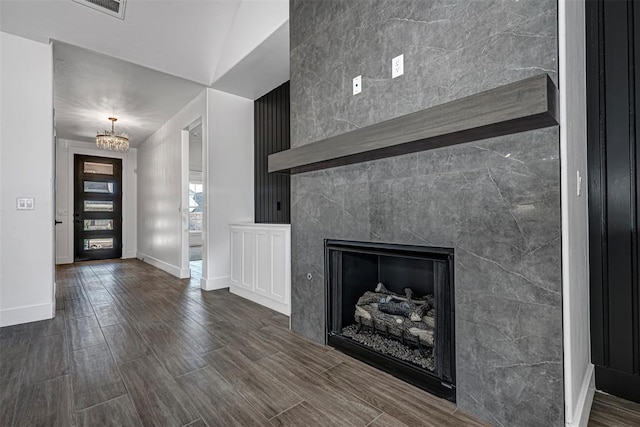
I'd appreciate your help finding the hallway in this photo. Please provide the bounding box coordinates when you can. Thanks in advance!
[0,259,484,426]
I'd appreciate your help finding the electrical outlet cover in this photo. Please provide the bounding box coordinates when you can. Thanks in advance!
[353,75,362,95]
[392,54,404,78]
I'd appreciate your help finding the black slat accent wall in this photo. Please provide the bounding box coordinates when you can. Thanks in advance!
[587,0,640,403]
[255,82,290,223]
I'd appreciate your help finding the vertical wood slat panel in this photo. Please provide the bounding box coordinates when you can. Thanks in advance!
[276,86,281,223]
[254,82,290,224]
[603,0,635,373]
[634,0,640,376]
[587,0,606,367]
[587,0,640,399]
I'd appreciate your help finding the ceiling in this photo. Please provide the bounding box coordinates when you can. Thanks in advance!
[212,21,289,99]
[53,42,206,147]
[0,0,289,148]
[1,0,239,85]
[0,0,288,86]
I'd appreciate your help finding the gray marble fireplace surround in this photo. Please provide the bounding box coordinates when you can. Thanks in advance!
[288,0,562,426]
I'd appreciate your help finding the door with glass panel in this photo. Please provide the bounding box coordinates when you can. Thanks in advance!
[74,155,122,261]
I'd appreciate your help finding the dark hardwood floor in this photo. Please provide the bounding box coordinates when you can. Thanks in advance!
[4,259,640,426]
[0,259,487,426]
[589,392,640,426]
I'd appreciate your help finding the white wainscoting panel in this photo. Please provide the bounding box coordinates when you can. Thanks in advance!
[229,223,291,315]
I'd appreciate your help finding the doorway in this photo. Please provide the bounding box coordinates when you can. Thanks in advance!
[183,120,204,282]
[73,154,123,261]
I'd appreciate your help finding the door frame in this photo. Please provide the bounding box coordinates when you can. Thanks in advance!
[65,142,133,263]
[73,154,123,261]
[181,118,206,281]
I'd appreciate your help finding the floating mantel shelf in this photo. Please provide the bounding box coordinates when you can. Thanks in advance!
[268,74,558,174]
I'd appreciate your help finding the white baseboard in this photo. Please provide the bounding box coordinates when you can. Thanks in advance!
[567,363,595,427]
[56,257,72,265]
[229,286,290,316]
[122,251,137,259]
[0,302,54,327]
[136,252,189,279]
[200,275,229,291]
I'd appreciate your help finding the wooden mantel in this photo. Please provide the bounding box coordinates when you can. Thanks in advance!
[268,74,558,174]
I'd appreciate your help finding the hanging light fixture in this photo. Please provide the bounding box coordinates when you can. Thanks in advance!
[96,117,129,151]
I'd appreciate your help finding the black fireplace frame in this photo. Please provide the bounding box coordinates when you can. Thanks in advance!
[324,239,456,401]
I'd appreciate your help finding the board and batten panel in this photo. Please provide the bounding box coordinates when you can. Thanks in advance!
[254,82,291,223]
[255,230,271,297]
[270,230,287,302]
[230,229,243,287]
[242,231,255,290]
[229,224,291,315]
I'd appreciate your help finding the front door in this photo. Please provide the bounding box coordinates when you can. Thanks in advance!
[74,155,122,261]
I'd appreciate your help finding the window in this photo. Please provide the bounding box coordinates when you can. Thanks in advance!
[84,181,115,193]
[84,238,114,250]
[189,182,203,232]
[83,162,114,175]
[84,200,114,212]
[84,219,114,231]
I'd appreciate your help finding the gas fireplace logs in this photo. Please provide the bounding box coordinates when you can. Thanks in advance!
[354,283,436,346]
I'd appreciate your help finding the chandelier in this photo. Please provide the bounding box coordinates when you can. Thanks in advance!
[96,117,129,151]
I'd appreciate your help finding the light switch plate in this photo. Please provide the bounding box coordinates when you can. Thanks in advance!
[392,54,404,78]
[17,197,35,210]
[353,75,362,95]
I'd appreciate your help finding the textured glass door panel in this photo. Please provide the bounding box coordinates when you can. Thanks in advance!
[84,238,114,250]
[84,162,114,175]
[84,181,115,193]
[84,200,113,212]
[84,219,114,231]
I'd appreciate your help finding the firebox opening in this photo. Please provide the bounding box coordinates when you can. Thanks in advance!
[325,240,455,401]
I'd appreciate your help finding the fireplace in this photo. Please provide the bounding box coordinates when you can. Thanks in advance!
[325,239,456,401]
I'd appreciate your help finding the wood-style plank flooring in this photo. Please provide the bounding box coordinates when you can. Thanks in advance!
[0,258,487,426]
[589,392,640,426]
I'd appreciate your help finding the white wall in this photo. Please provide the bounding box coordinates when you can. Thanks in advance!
[559,1,594,426]
[55,139,137,264]
[137,90,206,278]
[201,88,254,290]
[212,0,288,83]
[0,32,54,326]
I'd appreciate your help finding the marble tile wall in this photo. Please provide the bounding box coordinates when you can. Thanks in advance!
[289,1,563,425]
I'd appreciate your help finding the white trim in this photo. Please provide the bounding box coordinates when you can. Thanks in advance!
[559,1,592,424]
[187,118,203,132]
[184,118,207,288]
[0,303,54,327]
[137,252,190,278]
[122,251,137,259]
[230,285,290,316]
[201,102,210,289]
[181,129,190,276]
[56,255,73,265]
[200,275,229,291]
[566,364,595,427]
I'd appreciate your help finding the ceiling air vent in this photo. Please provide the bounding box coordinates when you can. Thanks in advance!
[72,0,126,20]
